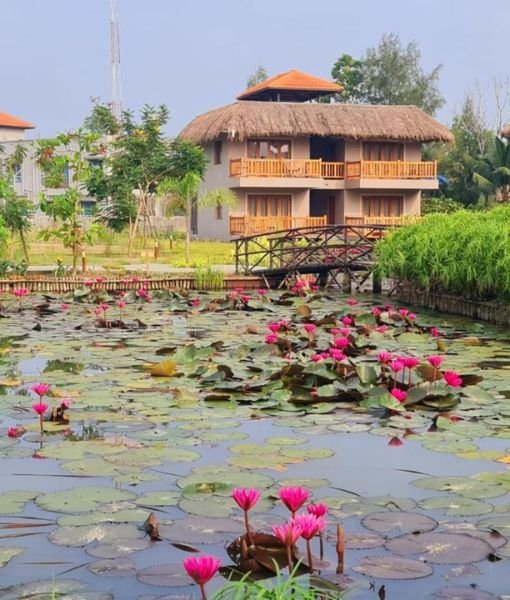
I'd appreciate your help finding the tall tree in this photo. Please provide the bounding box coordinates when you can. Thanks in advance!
[0,144,32,259]
[37,129,104,274]
[331,34,444,115]
[474,137,510,202]
[246,65,268,89]
[84,99,120,135]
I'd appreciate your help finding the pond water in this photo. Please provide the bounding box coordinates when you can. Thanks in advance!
[1,289,510,599]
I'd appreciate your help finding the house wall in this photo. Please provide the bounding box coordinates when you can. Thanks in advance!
[340,189,421,221]
[0,127,27,142]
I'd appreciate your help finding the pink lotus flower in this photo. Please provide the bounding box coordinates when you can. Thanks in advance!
[183,555,221,598]
[303,323,316,334]
[61,398,71,409]
[94,308,102,316]
[427,355,443,369]
[398,308,410,317]
[61,303,70,311]
[31,383,51,398]
[402,357,419,369]
[279,319,290,329]
[371,307,382,317]
[307,502,328,518]
[240,295,250,303]
[329,349,345,362]
[388,436,403,447]
[292,513,326,540]
[444,370,462,388]
[268,322,281,333]
[279,486,310,515]
[330,328,342,336]
[136,288,149,298]
[11,287,29,298]
[385,303,394,310]
[190,298,201,307]
[333,337,350,349]
[95,277,105,283]
[234,287,244,293]
[310,353,324,362]
[390,388,407,403]
[377,351,393,364]
[338,327,351,337]
[375,325,389,333]
[407,313,417,321]
[265,334,278,345]
[389,360,404,374]
[310,284,319,291]
[258,288,267,296]
[32,403,48,415]
[117,291,126,298]
[341,316,353,326]
[116,300,126,309]
[99,303,109,311]
[346,298,358,306]
[272,521,303,546]
[232,488,261,511]
[7,427,18,438]
[430,327,441,337]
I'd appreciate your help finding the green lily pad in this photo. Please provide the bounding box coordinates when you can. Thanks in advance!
[88,557,136,577]
[411,476,506,499]
[0,547,23,567]
[49,523,145,547]
[362,511,437,534]
[419,497,493,517]
[135,491,181,507]
[86,538,150,559]
[0,491,38,515]
[352,555,433,579]
[35,486,137,513]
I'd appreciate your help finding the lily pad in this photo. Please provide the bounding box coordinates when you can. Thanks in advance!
[411,476,506,499]
[419,497,493,517]
[88,557,137,577]
[0,547,23,567]
[86,538,150,559]
[35,486,136,513]
[352,555,433,579]
[434,588,495,600]
[159,517,244,544]
[361,511,437,534]
[137,563,193,587]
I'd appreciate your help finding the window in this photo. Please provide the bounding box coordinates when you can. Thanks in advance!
[362,142,403,161]
[247,195,291,217]
[247,140,291,159]
[13,164,22,184]
[88,159,104,169]
[215,203,223,220]
[214,140,222,165]
[80,201,95,216]
[362,196,403,217]
[41,163,70,188]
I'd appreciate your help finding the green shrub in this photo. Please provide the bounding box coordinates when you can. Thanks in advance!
[421,196,463,215]
[376,206,510,301]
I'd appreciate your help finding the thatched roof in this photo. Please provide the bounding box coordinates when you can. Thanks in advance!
[501,123,510,138]
[180,101,453,144]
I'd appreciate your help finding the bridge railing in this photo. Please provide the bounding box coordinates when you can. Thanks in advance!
[233,224,388,276]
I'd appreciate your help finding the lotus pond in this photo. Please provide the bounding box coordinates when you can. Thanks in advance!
[1,287,510,599]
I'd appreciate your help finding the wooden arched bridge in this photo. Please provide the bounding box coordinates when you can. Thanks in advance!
[233,223,388,290]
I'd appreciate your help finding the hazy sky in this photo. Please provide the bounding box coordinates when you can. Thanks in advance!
[2,0,509,137]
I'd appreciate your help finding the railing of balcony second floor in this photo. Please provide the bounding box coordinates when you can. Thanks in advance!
[345,160,437,180]
[230,215,328,236]
[229,158,344,179]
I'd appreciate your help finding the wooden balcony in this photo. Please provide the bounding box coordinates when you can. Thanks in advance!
[230,158,344,179]
[230,215,327,236]
[345,215,421,226]
[346,160,437,180]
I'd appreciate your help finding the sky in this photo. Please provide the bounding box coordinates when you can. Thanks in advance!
[2,0,509,138]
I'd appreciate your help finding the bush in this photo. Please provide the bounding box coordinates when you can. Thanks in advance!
[421,196,463,215]
[376,206,510,301]
[0,215,8,257]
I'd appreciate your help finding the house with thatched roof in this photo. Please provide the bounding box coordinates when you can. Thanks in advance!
[180,70,453,239]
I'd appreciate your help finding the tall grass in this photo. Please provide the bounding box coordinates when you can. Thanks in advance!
[375,206,510,301]
[193,266,225,290]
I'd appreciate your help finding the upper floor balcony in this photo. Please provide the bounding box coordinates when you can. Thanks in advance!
[229,158,437,186]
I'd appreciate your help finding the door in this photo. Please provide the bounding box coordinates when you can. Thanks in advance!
[327,196,336,224]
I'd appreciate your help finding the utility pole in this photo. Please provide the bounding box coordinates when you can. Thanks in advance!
[110,0,122,120]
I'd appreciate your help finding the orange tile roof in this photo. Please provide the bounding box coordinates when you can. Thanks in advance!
[237,69,342,100]
[0,112,35,129]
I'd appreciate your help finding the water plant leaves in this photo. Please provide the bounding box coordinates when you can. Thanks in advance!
[419,497,493,517]
[362,511,438,534]
[35,486,136,513]
[88,557,136,577]
[0,547,23,567]
[352,556,433,579]
[137,563,193,587]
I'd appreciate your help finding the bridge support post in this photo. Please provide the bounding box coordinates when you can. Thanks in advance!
[341,271,352,293]
[372,271,382,294]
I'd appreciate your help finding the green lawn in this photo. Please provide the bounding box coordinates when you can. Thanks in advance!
[7,233,235,271]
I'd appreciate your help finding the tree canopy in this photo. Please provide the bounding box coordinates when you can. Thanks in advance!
[246,65,268,89]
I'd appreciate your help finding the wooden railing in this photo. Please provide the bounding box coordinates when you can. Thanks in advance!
[230,215,327,236]
[345,215,421,226]
[230,158,344,179]
[346,160,437,179]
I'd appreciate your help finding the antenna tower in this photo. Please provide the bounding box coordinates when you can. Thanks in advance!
[110,0,122,119]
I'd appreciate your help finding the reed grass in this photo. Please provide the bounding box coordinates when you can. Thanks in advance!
[375,206,510,301]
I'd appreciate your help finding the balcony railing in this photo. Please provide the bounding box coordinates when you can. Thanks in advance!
[230,158,436,181]
[229,158,344,179]
[345,215,422,226]
[230,215,328,236]
[345,160,437,180]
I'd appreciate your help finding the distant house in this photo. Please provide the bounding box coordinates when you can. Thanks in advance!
[0,112,100,217]
[180,69,453,239]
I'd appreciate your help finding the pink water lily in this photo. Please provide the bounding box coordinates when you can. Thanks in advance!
[427,355,443,369]
[7,427,18,438]
[307,502,328,518]
[303,323,317,334]
[257,288,267,296]
[346,298,358,306]
[377,351,393,364]
[292,513,326,540]
[371,307,382,317]
[190,298,201,307]
[232,487,261,544]
[389,360,404,373]
[390,388,407,403]
[398,308,410,317]
[340,316,353,326]
[333,337,350,349]
[430,327,441,337]
[279,486,310,516]
[32,402,48,434]
[31,383,51,399]
[183,555,221,600]
[267,322,281,333]
[272,521,303,572]
[61,303,70,311]
[402,357,419,369]
[444,370,462,388]
[329,349,346,362]
[265,333,278,345]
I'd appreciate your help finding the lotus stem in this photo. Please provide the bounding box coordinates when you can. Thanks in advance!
[319,531,324,561]
[199,582,207,600]
[286,543,293,574]
[243,509,253,546]
[39,415,44,434]
[306,538,314,573]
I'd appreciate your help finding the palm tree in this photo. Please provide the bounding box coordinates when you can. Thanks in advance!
[474,137,510,202]
[158,173,237,263]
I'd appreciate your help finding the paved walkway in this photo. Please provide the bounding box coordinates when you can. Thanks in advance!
[26,264,238,276]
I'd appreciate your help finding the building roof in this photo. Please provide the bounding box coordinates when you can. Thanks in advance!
[0,112,35,129]
[501,123,510,138]
[180,101,454,144]
[237,69,342,101]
